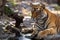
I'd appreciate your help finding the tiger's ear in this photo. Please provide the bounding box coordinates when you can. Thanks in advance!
[40,4,45,9]
[42,5,45,9]
[30,3,34,8]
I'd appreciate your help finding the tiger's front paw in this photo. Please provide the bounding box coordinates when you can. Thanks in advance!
[37,31,48,39]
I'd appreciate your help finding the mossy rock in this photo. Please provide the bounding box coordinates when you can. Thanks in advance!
[4,6,14,16]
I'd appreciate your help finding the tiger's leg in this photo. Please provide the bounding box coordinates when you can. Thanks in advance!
[21,27,38,38]
[30,27,39,38]
[37,28,57,39]
[21,27,34,34]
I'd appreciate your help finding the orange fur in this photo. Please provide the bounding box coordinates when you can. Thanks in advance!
[31,4,60,38]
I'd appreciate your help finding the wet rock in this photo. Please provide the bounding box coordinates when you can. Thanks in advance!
[8,37,19,40]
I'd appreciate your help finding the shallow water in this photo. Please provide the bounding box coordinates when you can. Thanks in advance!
[19,36,31,40]
[7,34,32,40]
[18,34,31,40]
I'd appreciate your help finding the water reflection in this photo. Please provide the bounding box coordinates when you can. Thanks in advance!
[19,34,31,40]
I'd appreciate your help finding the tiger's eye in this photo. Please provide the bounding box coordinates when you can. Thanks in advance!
[37,8,40,10]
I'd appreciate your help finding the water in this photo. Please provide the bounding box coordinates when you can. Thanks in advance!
[8,34,32,40]
[19,35,31,40]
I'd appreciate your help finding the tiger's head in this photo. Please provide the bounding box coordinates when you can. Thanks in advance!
[30,2,48,30]
[30,2,46,19]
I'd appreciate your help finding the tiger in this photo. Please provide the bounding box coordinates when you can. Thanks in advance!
[29,2,60,39]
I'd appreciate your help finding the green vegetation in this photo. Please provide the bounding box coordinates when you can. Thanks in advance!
[7,0,17,6]
[4,6,14,16]
[54,6,60,10]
